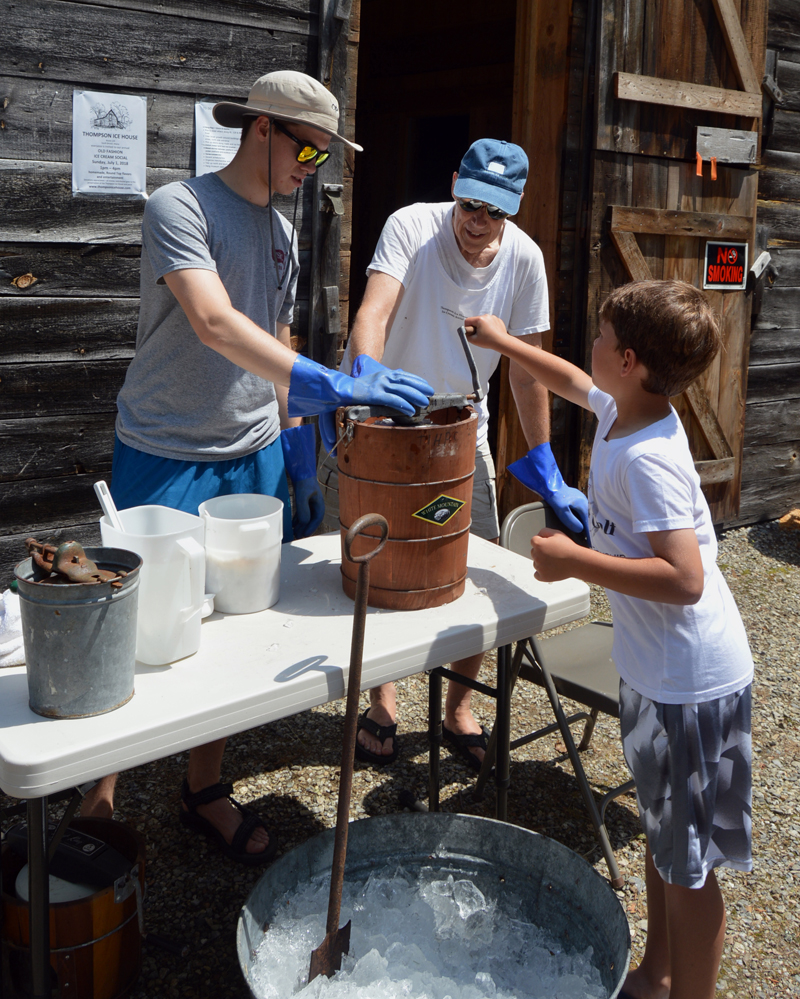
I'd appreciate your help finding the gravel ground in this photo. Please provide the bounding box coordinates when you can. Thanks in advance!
[2,519,798,998]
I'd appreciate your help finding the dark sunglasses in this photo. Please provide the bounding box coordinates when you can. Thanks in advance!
[456,198,510,221]
[273,120,330,167]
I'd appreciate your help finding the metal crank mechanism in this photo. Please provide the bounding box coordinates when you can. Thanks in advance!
[345,324,484,426]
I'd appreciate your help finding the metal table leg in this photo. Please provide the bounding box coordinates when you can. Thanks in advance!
[427,668,443,811]
[27,796,51,998]
[494,644,512,821]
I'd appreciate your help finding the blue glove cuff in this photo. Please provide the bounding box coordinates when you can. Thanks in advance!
[287,354,350,418]
[507,442,563,498]
[318,411,339,456]
[281,424,317,483]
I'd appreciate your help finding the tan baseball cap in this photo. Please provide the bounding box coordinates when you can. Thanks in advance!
[213,71,363,151]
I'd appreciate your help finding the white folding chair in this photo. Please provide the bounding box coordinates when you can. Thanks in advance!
[476,501,634,887]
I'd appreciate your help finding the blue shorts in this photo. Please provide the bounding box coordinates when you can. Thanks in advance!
[111,436,294,541]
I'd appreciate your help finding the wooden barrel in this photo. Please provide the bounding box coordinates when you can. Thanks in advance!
[337,406,478,609]
[2,818,145,999]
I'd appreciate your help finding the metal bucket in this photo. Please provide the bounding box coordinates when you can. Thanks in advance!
[15,547,142,718]
[237,812,630,998]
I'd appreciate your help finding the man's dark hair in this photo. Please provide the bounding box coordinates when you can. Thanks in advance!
[240,114,263,145]
[599,280,722,397]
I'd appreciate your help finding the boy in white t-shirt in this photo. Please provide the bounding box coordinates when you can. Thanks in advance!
[466,280,753,999]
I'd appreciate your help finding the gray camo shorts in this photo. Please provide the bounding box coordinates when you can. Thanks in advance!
[619,679,753,889]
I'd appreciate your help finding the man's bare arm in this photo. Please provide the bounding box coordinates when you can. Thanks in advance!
[508,332,550,448]
[347,271,405,362]
[164,268,298,386]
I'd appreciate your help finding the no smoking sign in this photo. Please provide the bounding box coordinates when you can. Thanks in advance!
[703,241,748,291]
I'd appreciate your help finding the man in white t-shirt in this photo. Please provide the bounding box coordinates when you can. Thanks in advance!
[320,139,588,770]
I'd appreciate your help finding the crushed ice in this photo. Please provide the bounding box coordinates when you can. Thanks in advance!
[248,866,608,999]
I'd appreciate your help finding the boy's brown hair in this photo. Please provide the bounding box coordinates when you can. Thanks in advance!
[599,280,722,397]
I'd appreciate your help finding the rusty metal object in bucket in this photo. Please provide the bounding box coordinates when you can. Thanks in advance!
[308,513,389,983]
[25,539,127,587]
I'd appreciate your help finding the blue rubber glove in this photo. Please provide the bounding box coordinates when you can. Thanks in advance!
[318,410,338,456]
[318,354,392,456]
[287,353,433,418]
[508,442,591,539]
[351,353,390,379]
[281,425,325,539]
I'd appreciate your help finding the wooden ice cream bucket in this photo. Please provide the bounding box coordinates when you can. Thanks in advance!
[1,819,145,999]
[336,406,478,610]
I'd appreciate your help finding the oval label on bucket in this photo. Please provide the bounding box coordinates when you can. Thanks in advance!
[412,494,466,526]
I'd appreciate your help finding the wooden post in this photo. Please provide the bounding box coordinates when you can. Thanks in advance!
[309,0,353,368]
[496,0,572,521]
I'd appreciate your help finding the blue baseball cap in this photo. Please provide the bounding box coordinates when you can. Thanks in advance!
[453,139,528,217]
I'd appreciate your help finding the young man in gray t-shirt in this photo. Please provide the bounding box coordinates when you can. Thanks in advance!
[82,71,432,865]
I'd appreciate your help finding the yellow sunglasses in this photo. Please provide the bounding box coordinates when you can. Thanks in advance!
[273,120,330,167]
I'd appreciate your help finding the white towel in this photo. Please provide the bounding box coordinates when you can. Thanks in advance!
[0,589,26,667]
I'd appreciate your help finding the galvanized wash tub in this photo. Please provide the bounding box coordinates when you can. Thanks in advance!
[238,812,630,998]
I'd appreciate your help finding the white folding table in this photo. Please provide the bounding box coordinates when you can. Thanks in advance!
[0,532,589,997]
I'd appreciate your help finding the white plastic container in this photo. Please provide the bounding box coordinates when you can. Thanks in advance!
[198,494,283,614]
[100,505,206,665]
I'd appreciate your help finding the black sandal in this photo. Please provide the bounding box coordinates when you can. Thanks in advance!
[179,780,277,866]
[442,723,489,772]
[354,710,399,766]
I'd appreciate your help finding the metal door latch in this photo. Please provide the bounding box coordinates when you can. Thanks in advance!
[321,184,344,216]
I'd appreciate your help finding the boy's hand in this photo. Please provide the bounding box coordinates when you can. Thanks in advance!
[463,314,511,352]
[531,528,579,582]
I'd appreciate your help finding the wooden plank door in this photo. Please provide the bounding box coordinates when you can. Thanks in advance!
[586,0,768,523]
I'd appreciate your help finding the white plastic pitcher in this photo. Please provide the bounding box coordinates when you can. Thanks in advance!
[198,494,283,614]
[100,505,205,665]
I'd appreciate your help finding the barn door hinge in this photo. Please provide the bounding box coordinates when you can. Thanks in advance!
[750,251,771,282]
[761,73,784,107]
[320,183,344,216]
[322,285,341,337]
[335,0,352,21]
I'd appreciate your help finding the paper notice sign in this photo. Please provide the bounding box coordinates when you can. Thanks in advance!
[72,90,147,198]
[195,102,240,176]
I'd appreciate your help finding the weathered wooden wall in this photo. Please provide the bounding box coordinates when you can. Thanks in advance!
[737,0,800,523]
[559,0,767,527]
[0,0,360,586]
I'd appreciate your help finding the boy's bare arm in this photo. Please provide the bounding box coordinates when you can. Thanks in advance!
[531,526,705,605]
[465,314,594,411]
